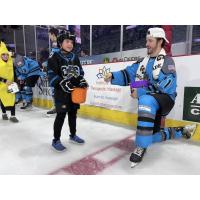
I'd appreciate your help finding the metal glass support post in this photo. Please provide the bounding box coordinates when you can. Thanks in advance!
[22,25,26,56]
[90,25,92,56]
[34,25,38,61]
[13,30,17,53]
[186,25,193,55]
[120,25,123,59]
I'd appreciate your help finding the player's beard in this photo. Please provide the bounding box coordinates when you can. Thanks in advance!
[147,48,152,55]
[147,43,159,56]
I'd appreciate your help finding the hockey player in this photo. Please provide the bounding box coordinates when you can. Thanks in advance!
[104,27,197,167]
[49,28,60,52]
[14,55,43,109]
[48,31,88,151]
[0,41,19,122]
[46,28,60,116]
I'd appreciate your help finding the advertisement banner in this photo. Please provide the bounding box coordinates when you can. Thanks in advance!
[33,78,53,100]
[183,87,200,122]
[83,62,138,113]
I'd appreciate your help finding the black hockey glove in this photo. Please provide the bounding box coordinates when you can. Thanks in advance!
[69,76,88,88]
[69,76,82,87]
[79,78,89,88]
[59,79,75,93]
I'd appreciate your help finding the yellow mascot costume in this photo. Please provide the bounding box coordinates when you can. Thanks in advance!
[0,42,15,107]
[0,41,7,49]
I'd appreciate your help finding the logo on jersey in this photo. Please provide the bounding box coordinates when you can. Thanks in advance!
[61,65,80,80]
[49,52,54,58]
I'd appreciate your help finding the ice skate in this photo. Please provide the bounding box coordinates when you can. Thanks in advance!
[130,147,146,168]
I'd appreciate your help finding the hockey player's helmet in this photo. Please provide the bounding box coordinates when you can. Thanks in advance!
[57,30,76,46]
[14,54,25,67]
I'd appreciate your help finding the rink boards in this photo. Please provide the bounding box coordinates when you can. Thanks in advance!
[33,54,200,141]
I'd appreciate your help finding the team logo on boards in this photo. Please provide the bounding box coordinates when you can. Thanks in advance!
[96,66,111,79]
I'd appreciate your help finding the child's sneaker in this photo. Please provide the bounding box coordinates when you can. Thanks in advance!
[52,139,66,152]
[2,113,8,120]
[10,116,19,123]
[69,135,85,144]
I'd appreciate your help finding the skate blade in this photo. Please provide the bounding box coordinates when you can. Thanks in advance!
[20,106,32,111]
[131,162,138,168]
[15,103,23,107]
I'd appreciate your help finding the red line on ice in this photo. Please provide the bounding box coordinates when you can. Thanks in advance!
[50,134,135,175]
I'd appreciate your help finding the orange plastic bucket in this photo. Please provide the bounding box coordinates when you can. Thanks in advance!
[72,87,87,104]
